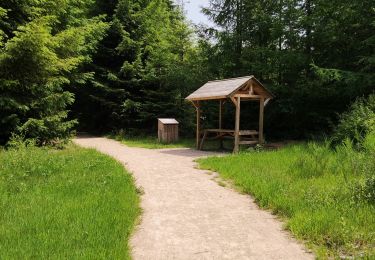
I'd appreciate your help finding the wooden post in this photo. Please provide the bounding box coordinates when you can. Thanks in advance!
[234,97,241,153]
[195,101,201,149]
[259,97,264,144]
[219,100,224,149]
[219,100,223,129]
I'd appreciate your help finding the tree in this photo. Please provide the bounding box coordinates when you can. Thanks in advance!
[71,0,200,135]
[0,0,108,145]
[198,0,374,138]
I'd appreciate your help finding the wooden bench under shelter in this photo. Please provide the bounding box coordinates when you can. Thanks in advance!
[185,76,274,153]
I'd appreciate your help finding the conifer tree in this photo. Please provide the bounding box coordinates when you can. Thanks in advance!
[0,0,108,145]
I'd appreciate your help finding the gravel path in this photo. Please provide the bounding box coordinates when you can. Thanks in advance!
[74,137,313,260]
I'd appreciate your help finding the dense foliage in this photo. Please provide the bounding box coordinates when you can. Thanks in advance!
[0,0,108,145]
[201,0,374,138]
[71,0,203,136]
[333,94,375,145]
[0,0,374,143]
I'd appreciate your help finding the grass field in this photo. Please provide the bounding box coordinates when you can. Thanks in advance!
[0,145,140,259]
[198,141,375,258]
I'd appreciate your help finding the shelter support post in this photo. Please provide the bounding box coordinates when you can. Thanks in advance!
[259,97,264,144]
[194,101,201,149]
[219,100,223,129]
[234,97,241,153]
[219,100,224,149]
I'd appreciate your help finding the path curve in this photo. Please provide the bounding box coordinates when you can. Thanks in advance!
[74,137,313,260]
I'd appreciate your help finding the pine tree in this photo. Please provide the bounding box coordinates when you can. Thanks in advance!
[0,0,108,145]
[72,0,199,134]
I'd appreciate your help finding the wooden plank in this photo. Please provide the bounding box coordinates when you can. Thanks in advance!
[201,129,257,135]
[204,129,235,133]
[188,95,227,101]
[259,97,264,144]
[234,97,241,153]
[233,94,261,99]
[239,130,258,136]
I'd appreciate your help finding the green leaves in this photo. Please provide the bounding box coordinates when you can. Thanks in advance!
[199,0,375,138]
[333,95,375,146]
[0,0,109,145]
[71,0,199,134]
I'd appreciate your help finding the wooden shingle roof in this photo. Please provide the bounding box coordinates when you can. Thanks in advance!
[185,76,274,101]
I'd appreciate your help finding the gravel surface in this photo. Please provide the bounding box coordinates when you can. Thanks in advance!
[74,137,313,260]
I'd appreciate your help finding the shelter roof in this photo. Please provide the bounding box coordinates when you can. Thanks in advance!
[185,76,274,101]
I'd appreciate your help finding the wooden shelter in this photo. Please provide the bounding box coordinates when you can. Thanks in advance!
[158,118,179,143]
[185,76,274,153]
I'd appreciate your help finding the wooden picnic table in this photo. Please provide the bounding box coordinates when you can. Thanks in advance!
[199,129,259,150]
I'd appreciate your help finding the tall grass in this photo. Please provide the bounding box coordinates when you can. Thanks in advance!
[0,145,140,259]
[198,135,375,258]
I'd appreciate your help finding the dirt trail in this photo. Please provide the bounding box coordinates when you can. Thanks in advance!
[74,137,313,260]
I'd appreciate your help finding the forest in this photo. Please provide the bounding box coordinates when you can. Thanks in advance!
[0,0,373,145]
[0,0,374,259]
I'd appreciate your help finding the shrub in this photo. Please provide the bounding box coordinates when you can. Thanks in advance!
[363,131,375,153]
[333,94,375,146]
[353,176,375,205]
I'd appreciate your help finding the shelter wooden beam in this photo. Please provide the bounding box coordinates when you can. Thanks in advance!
[190,100,198,109]
[234,97,241,153]
[264,98,271,106]
[259,97,264,144]
[233,94,261,99]
[189,95,227,101]
[249,82,254,95]
[230,96,238,107]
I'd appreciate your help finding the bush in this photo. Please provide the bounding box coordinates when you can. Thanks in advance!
[353,176,375,205]
[333,94,375,146]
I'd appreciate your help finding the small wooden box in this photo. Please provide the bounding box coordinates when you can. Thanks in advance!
[158,118,179,143]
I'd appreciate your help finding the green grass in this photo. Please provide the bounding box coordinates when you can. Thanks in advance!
[198,143,375,258]
[0,145,140,259]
